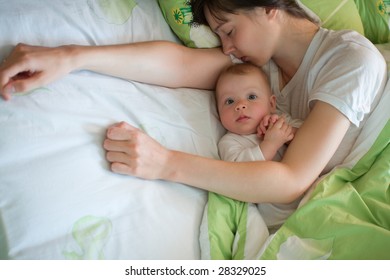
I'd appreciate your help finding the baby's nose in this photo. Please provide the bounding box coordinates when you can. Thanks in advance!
[235,103,247,111]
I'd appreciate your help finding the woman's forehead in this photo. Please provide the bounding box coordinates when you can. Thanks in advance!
[204,4,235,24]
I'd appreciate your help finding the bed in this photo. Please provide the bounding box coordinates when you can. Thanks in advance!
[0,0,389,260]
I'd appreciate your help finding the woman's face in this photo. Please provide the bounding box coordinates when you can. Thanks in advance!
[205,7,278,67]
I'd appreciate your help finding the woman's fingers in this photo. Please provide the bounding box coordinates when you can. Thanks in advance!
[0,43,74,100]
[104,139,132,154]
[106,150,133,165]
[0,44,36,95]
[1,70,46,98]
[106,122,139,140]
[110,162,133,175]
[103,121,169,179]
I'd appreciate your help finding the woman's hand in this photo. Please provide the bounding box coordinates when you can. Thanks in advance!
[0,43,74,100]
[103,122,170,179]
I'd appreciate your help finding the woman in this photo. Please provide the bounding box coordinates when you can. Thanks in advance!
[0,0,386,204]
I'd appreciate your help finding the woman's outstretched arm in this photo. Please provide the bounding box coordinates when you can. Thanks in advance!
[0,41,231,100]
[104,101,351,204]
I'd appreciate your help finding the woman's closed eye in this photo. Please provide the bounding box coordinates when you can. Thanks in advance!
[218,25,233,37]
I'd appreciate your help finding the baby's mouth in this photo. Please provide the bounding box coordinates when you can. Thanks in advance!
[236,115,250,122]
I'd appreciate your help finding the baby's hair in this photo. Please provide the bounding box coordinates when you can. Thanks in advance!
[218,63,269,83]
[215,63,272,110]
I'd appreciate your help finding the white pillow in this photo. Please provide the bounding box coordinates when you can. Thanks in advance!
[0,0,225,260]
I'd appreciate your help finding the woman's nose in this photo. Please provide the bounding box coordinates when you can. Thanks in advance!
[221,38,235,55]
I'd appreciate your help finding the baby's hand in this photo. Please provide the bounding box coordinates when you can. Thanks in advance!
[263,117,294,146]
[257,114,279,137]
[258,117,295,160]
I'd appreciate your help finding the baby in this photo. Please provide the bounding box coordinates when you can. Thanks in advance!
[216,62,299,163]
[200,63,302,259]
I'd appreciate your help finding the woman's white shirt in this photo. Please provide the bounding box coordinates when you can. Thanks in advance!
[262,28,387,174]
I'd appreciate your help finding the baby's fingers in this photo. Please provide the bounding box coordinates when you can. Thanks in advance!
[269,114,279,124]
[286,129,295,141]
[269,116,284,129]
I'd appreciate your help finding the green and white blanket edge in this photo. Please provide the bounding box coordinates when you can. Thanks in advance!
[200,77,390,260]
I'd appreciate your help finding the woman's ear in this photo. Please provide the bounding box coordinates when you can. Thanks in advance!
[270,95,277,113]
[265,7,278,19]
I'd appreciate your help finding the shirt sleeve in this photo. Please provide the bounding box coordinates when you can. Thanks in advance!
[218,133,265,162]
[276,109,303,128]
[308,36,387,127]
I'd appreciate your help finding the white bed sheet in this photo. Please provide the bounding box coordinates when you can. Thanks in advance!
[0,0,225,259]
[2,0,389,260]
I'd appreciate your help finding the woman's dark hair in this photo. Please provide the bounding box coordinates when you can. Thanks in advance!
[191,0,314,26]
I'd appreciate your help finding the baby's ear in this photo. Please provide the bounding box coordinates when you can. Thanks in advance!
[269,95,277,112]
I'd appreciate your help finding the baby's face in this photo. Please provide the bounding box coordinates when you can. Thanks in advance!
[216,71,275,135]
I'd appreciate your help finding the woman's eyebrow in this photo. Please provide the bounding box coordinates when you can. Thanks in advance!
[213,21,227,34]
[213,24,222,33]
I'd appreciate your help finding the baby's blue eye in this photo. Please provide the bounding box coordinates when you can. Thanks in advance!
[248,94,257,100]
[225,98,234,105]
